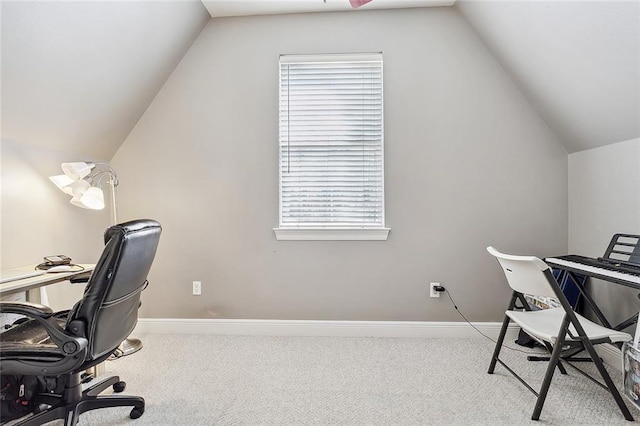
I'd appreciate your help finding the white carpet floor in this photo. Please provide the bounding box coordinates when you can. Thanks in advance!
[38,334,640,425]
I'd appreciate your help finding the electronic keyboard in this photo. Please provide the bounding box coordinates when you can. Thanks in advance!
[545,255,640,287]
[546,233,640,288]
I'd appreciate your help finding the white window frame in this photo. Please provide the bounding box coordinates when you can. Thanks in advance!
[274,53,390,241]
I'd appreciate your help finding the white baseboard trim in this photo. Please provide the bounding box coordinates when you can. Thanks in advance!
[133,318,625,370]
[134,318,520,340]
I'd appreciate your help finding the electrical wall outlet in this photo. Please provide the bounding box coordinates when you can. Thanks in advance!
[430,282,441,298]
[193,281,202,295]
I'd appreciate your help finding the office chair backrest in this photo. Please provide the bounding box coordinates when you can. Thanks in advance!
[67,219,161,360]
[487,246,556,299]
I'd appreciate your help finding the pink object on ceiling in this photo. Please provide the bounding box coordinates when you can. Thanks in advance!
[349,0,373,8]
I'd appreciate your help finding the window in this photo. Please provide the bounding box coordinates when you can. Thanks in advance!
[274,53,389,241]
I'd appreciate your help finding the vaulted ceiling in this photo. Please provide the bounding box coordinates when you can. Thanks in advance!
[1,1,210,159]
[457,0,639,153]
[1,1,638,158]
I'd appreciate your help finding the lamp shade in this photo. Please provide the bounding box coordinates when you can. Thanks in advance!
[70,195,90,209]
[50,161,116,221]
[79,186,105,210]
[61,162,94,179]
[49,174,75,195]
[63,179,91,197]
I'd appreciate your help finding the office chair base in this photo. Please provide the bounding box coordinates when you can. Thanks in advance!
[117,337,143,357]
[13,373,145,426]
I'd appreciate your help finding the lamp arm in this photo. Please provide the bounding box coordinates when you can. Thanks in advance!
[92,163,119,187]
[95,164,118,224]
[88,166,119,225]
[110,179,118,225]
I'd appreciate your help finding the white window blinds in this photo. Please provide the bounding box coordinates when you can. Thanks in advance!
[279,53,384,229]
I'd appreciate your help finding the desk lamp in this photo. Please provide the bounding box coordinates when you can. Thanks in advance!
[49,161,142,357]
[49,162,118,224]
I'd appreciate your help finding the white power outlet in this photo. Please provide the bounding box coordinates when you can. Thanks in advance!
[430,282,441,298]
[193,281,202,296]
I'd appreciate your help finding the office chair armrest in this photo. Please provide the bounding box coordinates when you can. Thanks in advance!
[0,300,53,318]
[0,301,88,357]
[69,271,92,284]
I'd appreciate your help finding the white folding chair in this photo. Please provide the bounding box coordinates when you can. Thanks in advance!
[486,246,633,421]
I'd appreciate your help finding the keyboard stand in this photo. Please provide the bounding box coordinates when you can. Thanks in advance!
[521,273,598,365]
[524,235,640,368]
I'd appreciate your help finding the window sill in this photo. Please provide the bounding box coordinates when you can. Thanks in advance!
[273,227,390,241]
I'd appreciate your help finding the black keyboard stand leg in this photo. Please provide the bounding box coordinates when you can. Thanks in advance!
[528,355,593,363]
[528,343,598,371]
[527,342,568,374]
[527,355,567,374]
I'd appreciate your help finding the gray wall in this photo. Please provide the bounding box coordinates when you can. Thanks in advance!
[568,138,640,329]
[112,7,568,321]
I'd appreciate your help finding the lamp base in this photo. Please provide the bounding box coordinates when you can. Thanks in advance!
[112,337,143,358]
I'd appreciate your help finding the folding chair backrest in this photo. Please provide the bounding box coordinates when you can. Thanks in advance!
[487,246,556,299]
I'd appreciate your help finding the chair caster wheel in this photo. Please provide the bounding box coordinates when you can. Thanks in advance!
[113,381,126,393]
[130,406,144,419]
[80,372,94,384]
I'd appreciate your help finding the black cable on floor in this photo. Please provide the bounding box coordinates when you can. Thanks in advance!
[442,287,543,356]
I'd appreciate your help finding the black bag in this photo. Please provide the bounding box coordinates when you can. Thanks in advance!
[515,328,542,348]
[0,374,64,423]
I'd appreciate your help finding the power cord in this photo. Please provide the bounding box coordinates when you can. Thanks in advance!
[440,286,543,356]
[35,263,85,272]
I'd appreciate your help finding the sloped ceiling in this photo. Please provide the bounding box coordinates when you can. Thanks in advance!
[457,0,640,153]
[201,0,638,153]
[1,1,637,157]
[1,1,210,160]
[201,0,454,17]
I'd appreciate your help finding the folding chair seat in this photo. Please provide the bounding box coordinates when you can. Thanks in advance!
[486,246,633,421]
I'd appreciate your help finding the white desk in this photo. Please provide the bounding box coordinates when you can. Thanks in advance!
[0,264,95,297]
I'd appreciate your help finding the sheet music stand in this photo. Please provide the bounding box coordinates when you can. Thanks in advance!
[600,233,640,267]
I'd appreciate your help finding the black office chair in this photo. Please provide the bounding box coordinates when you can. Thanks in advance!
[0,219,162,425]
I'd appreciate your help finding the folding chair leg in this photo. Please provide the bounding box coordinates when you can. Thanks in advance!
[532,316,569,421]
[542,342,567,375]
[488,314,511,374]
[581,340,634,421]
